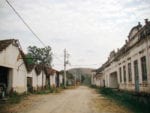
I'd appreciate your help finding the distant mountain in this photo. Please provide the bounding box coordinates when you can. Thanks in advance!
[68,68,95,77]
[68,68,95,85]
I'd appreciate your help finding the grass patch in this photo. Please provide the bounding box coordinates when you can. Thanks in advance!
[98,87,150,113]
[10,92,25,103]
[0,92,28,113]
[7,92,28,104]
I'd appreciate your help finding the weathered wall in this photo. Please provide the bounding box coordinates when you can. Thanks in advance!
[50,73,56,87]
[103,36,150,93]
[27,69,38,90]
[59,74,63,85]
[37,71,46,88]
[0,44,27,93]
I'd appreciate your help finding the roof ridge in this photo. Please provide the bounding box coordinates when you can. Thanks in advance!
[0,39,18,52]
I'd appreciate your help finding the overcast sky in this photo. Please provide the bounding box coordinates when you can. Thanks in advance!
[0,0,150,70]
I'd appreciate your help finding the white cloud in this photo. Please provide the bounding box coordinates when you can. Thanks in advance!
[0,0,150,70]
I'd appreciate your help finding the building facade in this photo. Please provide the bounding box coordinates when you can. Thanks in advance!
[93,19,150,93]
[0,39,27,93]
[0,39,62,94]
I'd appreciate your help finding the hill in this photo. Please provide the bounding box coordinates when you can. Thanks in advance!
[68,68,95,77]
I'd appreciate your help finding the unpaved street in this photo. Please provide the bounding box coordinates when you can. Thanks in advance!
[14,86,131,113]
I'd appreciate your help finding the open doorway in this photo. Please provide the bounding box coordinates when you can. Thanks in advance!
[109,72,118,88]
[27,77,33,92]
[0,66,9,97]
[134,60,139,92]
[56,73,60,87]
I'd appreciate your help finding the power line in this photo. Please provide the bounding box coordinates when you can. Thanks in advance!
[5,0,97,67]
[54,63,100,66]
[70,64,99,67]
[5,0,64,63]
[52,54,63,62]
[5,0,45,47]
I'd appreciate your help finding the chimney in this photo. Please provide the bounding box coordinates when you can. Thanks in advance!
[145,19,148,25]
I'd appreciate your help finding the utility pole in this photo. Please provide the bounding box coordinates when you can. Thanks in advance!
[64,49,66,88]
[42,64,44,89]
[63,49,70,88]
[79,72,82,85]
[64,49,67,88]
[75,71,77,87]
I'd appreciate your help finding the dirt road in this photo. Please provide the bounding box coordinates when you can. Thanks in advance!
[8,86,132,113]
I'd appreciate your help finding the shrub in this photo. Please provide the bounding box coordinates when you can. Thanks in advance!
[8,92,27,104]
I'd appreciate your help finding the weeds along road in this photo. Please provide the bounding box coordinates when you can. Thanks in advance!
[17,86,132,113]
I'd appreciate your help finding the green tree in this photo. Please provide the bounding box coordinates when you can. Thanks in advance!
[82,74,91,85]
[25,54,34,64]
[60,71,74,80]
[66,71,74,79]
[81,75,85,83]
[27,46,52,66]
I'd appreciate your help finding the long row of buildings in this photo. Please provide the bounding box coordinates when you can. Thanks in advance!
[91,19,150,93]
[0,39,63,94]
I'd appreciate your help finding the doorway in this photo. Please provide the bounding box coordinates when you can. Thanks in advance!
[109,72,118,88]
[0,66,9,88]
[134,60,139,92]
[27,77,33,92]
[0,66,9,97]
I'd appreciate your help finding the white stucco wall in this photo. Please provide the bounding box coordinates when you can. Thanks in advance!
[59,74,63,85]
[0,44,27,93]
[37,71,46,88]
[50,73,56,87]
[91,74,94,85]
[92,74,105,87]
[27,69,38,90]
[102,36,150,93]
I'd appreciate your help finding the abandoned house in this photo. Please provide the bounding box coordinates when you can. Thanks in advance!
[92,19,150,93]
[45,67,63,87]
[0,39,63,95]
[0,39,27,93]
[35,65,47,90]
